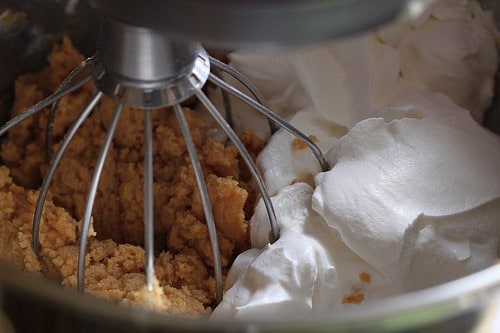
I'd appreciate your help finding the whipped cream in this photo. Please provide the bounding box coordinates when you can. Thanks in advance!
[212,0,500,319]
[221,0,498,194]
[380,0,499,123]
[212,107,500,319]
[224,0,498,131]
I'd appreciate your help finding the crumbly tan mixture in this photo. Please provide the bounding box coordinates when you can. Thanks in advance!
[291,135,319,150]
[358,272,371,284]
[0,37,265,316]
[341,272,372,305]
[342,288,365,305]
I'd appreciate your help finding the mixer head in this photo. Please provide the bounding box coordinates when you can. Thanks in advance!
[0,0,406,306]
[90,0,407,49]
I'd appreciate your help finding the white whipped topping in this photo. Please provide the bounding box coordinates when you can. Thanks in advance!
[213,109,500,320]
[383,0,499,123]
[213,183,389,319]
[226,33,399,133]
[224,0,498,131]
[212,0,500,320]
[314,113,500,284]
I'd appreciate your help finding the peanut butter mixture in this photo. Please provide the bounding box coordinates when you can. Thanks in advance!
[0,37,265,316]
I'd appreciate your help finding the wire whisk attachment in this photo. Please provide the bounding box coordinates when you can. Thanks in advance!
[0,17,329,305]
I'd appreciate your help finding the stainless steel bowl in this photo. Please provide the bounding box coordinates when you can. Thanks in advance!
[0,261,499,333]
[0,1,499,332]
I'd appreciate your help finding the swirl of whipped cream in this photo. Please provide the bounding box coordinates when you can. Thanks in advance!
[313,110,500,283]
[212,105,500,319]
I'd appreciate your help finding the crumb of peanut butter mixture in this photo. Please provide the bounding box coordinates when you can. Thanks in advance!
[0,37,265,316]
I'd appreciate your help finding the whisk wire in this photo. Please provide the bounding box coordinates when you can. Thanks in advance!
[46,56,96,160]
[32,91,103,257]
[196,90,280,242]
[211,67,234,129]
[209,57,266,108]
[209,56,279,133]
[144,108,157,292]
[0,74,91,137]
[173,103,224,304]
[208,73,330,172]
[78,103,124,292]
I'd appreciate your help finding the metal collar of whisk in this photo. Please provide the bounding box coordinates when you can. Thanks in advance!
[92,16,210,108]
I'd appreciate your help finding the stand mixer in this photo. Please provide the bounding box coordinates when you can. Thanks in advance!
[3,1,498,333]
[0,0,405,306]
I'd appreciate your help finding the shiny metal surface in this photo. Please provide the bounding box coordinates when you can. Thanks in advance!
[93,17,210,107]
[0,261,499,332]
[90,0,407,50]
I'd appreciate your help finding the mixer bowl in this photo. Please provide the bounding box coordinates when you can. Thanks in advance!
[0,0,499,332]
